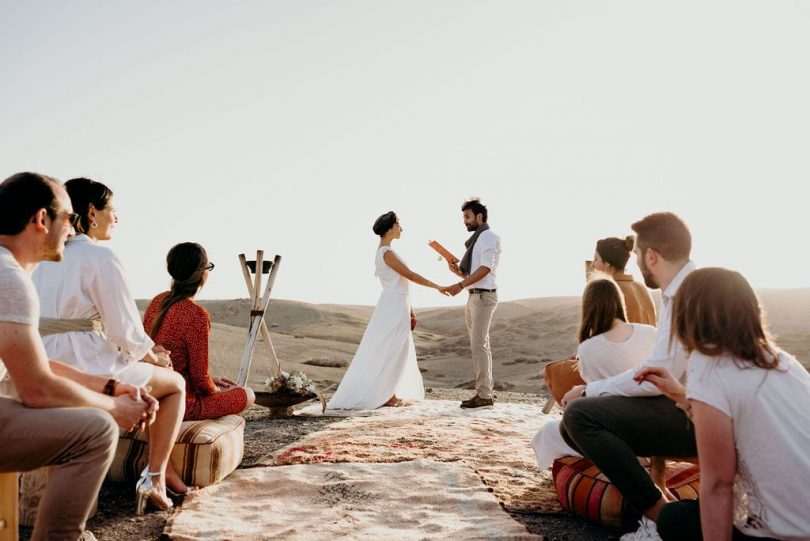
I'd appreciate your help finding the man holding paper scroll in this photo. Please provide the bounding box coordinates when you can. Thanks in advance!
[440,198,502,408]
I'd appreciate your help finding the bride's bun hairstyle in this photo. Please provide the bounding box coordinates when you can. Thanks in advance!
[373,211,397,236]
[595,235,635,272]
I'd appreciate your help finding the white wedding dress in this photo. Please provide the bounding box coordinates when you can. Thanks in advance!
[327,246,425,410]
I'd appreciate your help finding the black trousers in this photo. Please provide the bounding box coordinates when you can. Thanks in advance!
[657,500,778,541]
[560,395,697,515]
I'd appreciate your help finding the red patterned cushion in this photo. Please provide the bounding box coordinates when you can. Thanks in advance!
[552,456,700,530]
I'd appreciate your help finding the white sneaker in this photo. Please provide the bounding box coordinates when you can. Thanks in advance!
[620,516,662,541]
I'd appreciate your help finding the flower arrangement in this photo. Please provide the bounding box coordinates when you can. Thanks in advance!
[264,370,317,396]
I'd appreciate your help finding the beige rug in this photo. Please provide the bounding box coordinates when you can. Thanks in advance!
[164,460,541,540]
[264,401,561,513]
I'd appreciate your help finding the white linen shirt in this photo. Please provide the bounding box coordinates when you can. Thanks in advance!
[464,229,501,291]
[31,235,154,377]
[585,261,695,397]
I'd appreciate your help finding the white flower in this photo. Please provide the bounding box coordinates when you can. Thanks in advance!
[263,369,317,395]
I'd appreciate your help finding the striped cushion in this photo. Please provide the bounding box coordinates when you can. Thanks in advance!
[552,456,700,530]
[108,415,245,487]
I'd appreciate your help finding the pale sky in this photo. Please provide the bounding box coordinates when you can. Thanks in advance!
[2,1,809,308]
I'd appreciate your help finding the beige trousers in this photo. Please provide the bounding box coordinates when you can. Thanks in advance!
[464,291,498,399]
[0,397,118,541]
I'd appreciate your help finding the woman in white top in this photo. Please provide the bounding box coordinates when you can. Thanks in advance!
[636,268,810,541]
[533,274,656,469]
[327,211,445,410]
[33,178,190,514]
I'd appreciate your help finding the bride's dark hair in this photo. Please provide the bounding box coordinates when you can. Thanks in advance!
[372,211,397,236]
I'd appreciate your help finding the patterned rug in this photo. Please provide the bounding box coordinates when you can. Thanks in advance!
[164,461,541,540]
[262,401,561,513]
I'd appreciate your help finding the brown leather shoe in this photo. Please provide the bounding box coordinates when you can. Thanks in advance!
[460,395,494,408]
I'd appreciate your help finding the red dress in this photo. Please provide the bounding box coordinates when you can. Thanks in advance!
[143,294,248,421]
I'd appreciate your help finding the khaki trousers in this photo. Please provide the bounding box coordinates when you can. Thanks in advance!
[464,291,498,400]
[0,397,118,541]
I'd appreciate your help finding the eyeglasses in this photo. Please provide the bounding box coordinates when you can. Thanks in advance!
[203,262,215,271]
[68,213,81,229]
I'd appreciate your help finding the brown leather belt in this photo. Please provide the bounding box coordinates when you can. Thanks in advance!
[468,288,496,294]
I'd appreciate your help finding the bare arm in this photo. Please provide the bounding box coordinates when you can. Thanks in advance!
[49,359,113,395]
[446,260,465,278]
[692,399,736,541]
[383,250,441,289]
[0,322,151,429]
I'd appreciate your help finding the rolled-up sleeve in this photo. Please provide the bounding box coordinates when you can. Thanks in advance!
[476,233,500,270]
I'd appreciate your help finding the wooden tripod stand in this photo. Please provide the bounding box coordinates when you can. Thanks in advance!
[236,251,282,387]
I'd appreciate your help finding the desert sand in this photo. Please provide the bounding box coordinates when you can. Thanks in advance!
[138,288,810,395]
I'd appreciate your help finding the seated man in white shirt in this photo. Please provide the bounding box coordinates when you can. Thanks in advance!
[559,212,697,541]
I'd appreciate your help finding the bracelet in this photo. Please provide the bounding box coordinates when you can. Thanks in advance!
[457,282,464,289]
[103,378,119,396]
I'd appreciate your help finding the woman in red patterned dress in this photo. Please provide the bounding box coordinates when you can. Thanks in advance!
[144,243,255,420]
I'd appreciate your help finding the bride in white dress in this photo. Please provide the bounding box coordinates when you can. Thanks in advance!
[327,211,445,410]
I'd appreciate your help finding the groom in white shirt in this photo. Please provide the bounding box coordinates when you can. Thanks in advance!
[560,212,697,540]
[442,198,502,409]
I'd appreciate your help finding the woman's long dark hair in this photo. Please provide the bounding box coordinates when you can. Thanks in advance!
[672,267,777,369]
[149,242,208,338]
[64,177,113,234]
[578,274,627,343]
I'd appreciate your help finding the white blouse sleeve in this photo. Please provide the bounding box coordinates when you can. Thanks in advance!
[88,253,154,363]
[685,355,733,418]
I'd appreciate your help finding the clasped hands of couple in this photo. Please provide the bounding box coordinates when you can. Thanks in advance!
[436,260,467,297]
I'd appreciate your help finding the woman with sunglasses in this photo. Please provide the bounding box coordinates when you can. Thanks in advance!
[32,177,191,514]
[144,242,255,422]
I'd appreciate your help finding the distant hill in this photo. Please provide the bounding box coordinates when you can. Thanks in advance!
[137,288,809,395]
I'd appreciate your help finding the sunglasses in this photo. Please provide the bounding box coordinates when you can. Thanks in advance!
[203,262,215,271]
[68,213,81,228]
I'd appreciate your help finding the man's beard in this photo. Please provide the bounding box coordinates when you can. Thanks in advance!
[39,231,65,262]
[638,259,659,289]
[466,223,478,232]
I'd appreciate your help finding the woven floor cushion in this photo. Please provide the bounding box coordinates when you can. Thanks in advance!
[109,414,245,488]
[552,456,700,530]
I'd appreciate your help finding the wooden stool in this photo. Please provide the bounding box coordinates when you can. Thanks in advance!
[0,471,19,541]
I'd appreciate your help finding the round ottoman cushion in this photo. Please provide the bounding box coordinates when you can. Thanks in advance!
[552,456,700,530]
